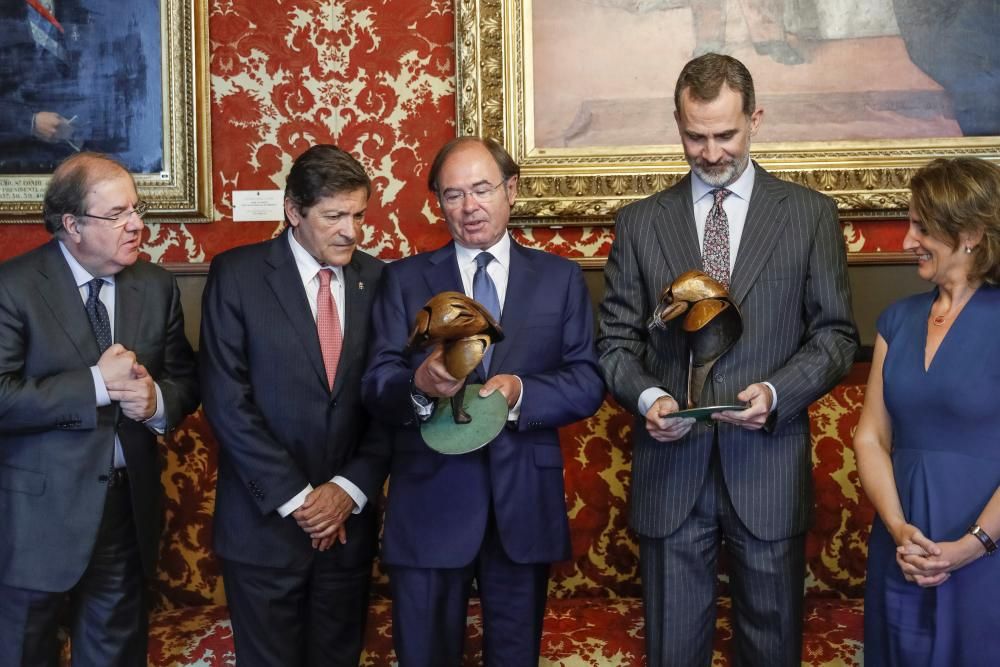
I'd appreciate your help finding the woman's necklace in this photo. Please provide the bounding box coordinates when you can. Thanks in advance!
[929,289,977,326]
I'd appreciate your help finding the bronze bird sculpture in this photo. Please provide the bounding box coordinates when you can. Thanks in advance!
[648,270,743,408]
[407,291,504,423]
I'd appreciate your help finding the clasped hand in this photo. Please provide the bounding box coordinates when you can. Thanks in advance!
[293,483,356,552]
[893,523,982,588]
[98,344,156,421]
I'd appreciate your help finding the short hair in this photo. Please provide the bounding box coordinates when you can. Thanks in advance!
[285,145,371,213]
[909,157,1000,285]
[674,53,756,118]
[42,152,131,236]
[427,136,520,193]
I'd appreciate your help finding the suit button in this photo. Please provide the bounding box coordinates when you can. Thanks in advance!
[714,374,724,383]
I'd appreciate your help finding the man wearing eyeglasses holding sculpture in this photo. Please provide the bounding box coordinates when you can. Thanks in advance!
[0,152,199,665]
[362,136,604,665]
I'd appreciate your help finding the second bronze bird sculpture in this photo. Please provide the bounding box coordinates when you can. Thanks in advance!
[648,270,743,409]
[407,291,505,424]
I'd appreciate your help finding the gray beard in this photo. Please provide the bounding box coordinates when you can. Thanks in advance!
[688,147,751,188]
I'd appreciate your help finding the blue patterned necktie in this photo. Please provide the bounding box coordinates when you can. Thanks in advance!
[85,278,112,353]
[473,252,501,373]
[703,188,733,288]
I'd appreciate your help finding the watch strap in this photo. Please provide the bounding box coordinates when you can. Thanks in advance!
[969,524,997,555]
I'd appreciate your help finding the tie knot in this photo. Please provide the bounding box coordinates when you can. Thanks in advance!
[86,278,105,303]
[712,188,732,205]
[475,252,495,270]
[317,268,333,288]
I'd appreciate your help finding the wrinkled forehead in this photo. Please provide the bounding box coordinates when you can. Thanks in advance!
[84,169,137,208]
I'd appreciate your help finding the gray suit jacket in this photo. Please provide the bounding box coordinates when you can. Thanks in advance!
[0,240,199,591]
[598,164,858,541]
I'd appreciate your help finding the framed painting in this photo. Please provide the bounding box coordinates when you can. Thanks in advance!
[455,0,999,233]
[0,0,212,223]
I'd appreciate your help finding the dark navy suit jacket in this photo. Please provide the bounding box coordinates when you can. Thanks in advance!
[201,230,390,570]
[362,238,604,568]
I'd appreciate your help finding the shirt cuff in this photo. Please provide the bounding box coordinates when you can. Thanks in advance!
[507,375,524,421]
[412,393,434,420]
[638,386,670,416]
[143,383,167,433]
[332,476,367,514]
[762,381,778,411]
[91,366,111,407]
[277,484,314,517]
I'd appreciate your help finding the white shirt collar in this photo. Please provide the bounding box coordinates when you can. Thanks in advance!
[690,160,756,205]
[287,228,345,285]
[454,233,512,272]
[57,240,117,288]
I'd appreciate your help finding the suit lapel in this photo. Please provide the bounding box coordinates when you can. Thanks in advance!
[113,264,146,351]
[652,176,702,279]
[488,239,537,373]
[730,165,790,306]
[35,240,100,362]
[423,242,464,296]
[264,231,329,391]
[329,256,372,399]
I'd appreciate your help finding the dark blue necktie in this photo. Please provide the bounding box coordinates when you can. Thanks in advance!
[85,278,112,353]
[473,252,501,373]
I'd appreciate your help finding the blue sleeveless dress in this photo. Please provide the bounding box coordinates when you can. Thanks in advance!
[864,286,1000,666]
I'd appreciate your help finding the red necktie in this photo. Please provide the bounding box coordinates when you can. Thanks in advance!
[316,269,343,390]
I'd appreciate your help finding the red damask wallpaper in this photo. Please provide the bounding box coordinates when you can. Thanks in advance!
[0,0,905,265]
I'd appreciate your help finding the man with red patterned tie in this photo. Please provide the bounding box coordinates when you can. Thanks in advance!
[200,145,390,666]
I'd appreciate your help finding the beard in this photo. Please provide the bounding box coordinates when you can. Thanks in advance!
[687,143,751,188]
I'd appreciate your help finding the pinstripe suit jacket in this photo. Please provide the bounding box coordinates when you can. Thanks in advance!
[598,164,858,541]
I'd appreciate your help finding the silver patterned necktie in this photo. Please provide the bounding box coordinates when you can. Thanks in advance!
[703,188,733,288]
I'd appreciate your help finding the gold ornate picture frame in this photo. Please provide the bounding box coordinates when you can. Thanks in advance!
[455,0,999,227]
[0,0,212,223]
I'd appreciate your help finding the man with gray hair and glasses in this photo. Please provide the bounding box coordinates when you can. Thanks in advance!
[0,152,199,665]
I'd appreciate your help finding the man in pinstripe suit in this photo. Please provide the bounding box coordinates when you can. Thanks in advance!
[597,54,858,666]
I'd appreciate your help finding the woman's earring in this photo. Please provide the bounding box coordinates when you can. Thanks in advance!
[965,246,973,254]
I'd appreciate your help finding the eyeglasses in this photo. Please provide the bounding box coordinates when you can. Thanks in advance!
[439,180,507,208]
[80,200,151,227]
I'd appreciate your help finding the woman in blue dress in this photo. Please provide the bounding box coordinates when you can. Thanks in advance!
[855,157,1000,666]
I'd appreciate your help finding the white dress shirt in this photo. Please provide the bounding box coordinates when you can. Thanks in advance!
[277,230,367,518]
[58,242,167,469]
